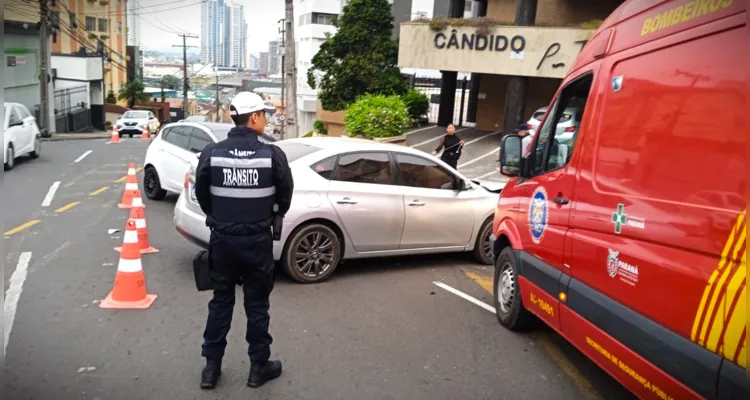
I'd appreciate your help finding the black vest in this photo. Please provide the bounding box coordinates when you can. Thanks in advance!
[208,128,275,226]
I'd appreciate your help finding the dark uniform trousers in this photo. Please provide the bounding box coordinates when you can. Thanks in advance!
[201,230,275,363]
[441,155,459,170]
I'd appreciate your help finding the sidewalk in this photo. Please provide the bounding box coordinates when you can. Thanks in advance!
[42,131,112,141]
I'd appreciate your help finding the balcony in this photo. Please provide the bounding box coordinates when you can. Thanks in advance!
[397,19,596,79]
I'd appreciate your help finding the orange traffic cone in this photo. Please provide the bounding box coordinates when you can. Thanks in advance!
[141,128,150,140]
[109,128,120,144]
[124,163,139,192]
[115,191,158,254]
[100,219,157,309]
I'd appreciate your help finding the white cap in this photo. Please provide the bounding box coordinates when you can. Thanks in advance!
[229,92,275,116]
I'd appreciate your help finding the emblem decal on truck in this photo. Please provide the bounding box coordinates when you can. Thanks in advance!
[528,187,548,244]
[607,249,639,286]
[611,204,646,234]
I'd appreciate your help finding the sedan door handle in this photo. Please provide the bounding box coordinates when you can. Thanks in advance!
[408,200,425,207]
[553,196,570,205]
[336,197,357,205]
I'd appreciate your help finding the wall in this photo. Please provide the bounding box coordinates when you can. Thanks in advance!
[486,0,624,25]
[398,24,594,78]
[475,74,560,131]
[316,101,346,137]
[51,55,104,81]
[4,31,54,130]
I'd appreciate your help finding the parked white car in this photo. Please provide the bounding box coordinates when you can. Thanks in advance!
[115,110,160,138]
[4,102,42,170]
[174,137,504,284]
[143,122,276,200]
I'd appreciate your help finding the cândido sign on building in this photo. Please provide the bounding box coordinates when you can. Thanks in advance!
[398,24,596,79]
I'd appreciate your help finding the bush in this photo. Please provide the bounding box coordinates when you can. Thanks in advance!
[401,89,430,122]
[105,120,112,126]
[105,90,117,104]
[313,119,327,134]
[303,131,314,138]
[345,94,411,139]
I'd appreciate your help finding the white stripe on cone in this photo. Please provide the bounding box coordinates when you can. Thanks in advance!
[123,229,138,243]
[117,257,143,273]
[125,183,138,190]
[127,168,136,175]
[134,218,146,229]
[132,197,144,207]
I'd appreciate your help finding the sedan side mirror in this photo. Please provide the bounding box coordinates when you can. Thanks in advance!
[500,135,522,177]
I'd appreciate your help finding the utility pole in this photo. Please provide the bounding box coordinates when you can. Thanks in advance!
[173,34,198,118]
[39,0,51,132]
[278,19,286,139]
[284,0,298,138]
[215,74,220,122]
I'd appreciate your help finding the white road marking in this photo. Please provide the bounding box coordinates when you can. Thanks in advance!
[74,150,93,163]
[4,252,32,354]
[404,125,440,136]
[458,148,499,168]
[409,127,469,148]
[433,281,497,314]
[41,181,61,207]
[461,131,500,148]
[475,170,499,179]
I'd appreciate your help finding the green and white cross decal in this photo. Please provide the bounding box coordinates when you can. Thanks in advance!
[611,204,627,234]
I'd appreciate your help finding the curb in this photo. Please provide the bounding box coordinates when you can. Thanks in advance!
[42,134,112,142]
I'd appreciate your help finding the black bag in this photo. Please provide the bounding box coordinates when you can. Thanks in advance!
[193,250,213,291]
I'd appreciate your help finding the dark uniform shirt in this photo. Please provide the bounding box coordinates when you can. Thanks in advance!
[194,126,294,236]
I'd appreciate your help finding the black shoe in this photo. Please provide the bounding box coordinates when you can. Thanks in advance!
[200,359,222,389]
[247,360,282,388]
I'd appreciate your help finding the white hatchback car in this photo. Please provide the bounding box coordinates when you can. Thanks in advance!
[174,137,504,284]
[143,122,276,200]
[4,102,42,170]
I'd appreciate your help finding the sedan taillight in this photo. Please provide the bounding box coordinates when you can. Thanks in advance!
[184,172,190,189]
[565,126,576,132]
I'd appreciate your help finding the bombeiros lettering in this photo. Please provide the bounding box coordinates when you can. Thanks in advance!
[222,167,259,187]
[640,0,734,36]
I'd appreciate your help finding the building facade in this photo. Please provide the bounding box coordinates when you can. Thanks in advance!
[268,40,281,75]
[398,0,624,132]
[259,52,269,75]
[201,0,246,69]
[126,0,141,47]
[48,0,128,97]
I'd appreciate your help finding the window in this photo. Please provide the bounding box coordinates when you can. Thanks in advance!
[98,18,108,32]
[85,16,96,31]
[15,105,31,119]
[530,74,593,175]
[272,142,321,162]
[395,153,455,190]
[147,112,154,119]
[69,13,78,29]
[163,126,191,149]
[334,152,392,185]
[160,127,173,141]
[312,156,337,180]
[123,111,149,119]
[312,13,336,25]
[188,128,213,152]
[7,106,22,126]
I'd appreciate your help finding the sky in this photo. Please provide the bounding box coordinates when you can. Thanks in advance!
[137,0,284,56]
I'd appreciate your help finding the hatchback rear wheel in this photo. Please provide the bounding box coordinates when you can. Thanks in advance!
[281,224,341,284]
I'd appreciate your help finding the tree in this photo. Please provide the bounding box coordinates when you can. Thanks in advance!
[118,79,151,108]
[160,75,181,90]
[105,89,117,104]
[307,0,407,111]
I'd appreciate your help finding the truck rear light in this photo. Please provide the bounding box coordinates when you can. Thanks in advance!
[565,126,576,132]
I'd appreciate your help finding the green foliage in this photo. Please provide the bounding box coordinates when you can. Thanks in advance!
[303,131,314,138]
[105,120,112,126]
[579,19,604,30]
[105,89,117,104]
[160,75,181,90]
[313,119,328,134]
[401,89,430,121]
[118,80,151,108]
[345,94,410,139]
[307,0,407,111]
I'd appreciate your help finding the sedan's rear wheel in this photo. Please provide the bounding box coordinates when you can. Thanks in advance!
[282,224,341,284]
[143,166,167,201]
[5,146,15,171]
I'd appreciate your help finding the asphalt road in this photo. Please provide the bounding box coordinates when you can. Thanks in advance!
[3,137,635,400]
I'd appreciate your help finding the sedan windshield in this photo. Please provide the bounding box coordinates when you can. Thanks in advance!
[123,111,149,119]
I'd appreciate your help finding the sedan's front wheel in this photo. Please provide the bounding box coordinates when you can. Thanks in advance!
[281,224,341,284]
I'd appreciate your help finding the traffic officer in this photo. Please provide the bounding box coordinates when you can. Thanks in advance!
[194,92,294,390]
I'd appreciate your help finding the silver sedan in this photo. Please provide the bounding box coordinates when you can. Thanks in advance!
[174,137,503,283]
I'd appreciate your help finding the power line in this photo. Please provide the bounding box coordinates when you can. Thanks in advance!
[81,0,208,18]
